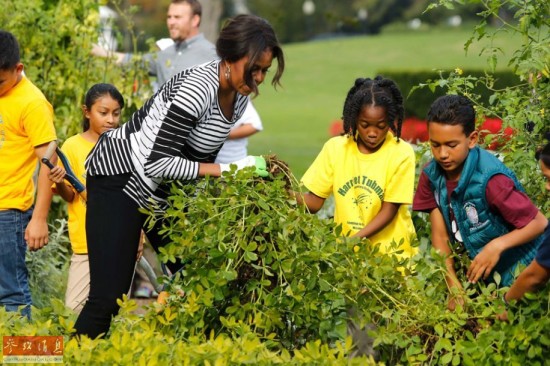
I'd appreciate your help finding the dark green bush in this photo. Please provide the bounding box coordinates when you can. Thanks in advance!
[4,168,549,364]
[377,69,520,118]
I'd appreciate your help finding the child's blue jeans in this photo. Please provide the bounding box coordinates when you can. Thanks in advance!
[0,209,32,318]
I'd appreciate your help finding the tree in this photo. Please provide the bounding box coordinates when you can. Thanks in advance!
[416,0,549,209]
[197,0,223,42]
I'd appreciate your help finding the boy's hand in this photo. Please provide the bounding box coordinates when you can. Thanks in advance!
[447,295,465,311]
[25,218,49,251]
[467,240,502,283]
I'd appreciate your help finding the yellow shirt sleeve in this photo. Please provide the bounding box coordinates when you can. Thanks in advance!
[0,77,56,211]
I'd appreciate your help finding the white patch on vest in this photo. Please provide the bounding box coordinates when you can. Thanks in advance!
[464,202,479,225]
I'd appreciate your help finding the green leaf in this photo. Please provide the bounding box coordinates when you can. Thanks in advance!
[246,241,258,252]
[441,352,453,365]
[244,251,258,262]
[257,199,270,211]
[318,279,331,291]
[488,54,497,72]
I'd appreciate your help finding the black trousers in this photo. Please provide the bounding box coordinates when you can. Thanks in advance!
[74,173,178,339]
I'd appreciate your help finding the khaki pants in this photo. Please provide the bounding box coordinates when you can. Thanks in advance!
[65,254,90,313]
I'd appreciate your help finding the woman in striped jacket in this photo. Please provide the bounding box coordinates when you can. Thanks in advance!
[74,14,285,339]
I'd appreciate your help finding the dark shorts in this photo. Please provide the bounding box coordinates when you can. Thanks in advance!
[536,222,550,269]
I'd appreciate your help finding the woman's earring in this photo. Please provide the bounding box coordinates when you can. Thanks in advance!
[225,65,231,81]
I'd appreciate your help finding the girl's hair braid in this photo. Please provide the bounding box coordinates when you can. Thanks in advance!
[342,75,405,141]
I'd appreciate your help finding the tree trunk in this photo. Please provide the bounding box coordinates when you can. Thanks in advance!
[199,0,223,43]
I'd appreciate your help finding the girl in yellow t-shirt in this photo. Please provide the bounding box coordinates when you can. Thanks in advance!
[48,83,124,312]
[298,76,417,260]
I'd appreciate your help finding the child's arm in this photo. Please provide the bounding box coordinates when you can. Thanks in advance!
[505,259,550,302]
[226,124,260,140]
[292,191,325,213]
[430,207,464,310]
[497,259,550,321]
[467,211,548,283]
[352,202,399,239]
[25,142,56,251]
[48,165,76,203]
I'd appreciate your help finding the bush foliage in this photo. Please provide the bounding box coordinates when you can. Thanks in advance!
[2,169,550,364]
[144,167,550,364]
[378,70,520,119]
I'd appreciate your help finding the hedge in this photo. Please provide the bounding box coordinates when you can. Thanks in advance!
[377,70,520,119]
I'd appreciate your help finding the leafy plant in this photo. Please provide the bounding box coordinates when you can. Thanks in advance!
[418,0,549,211]
[148,165,355,350]
[26,219,71,309]
[2,1,549,364]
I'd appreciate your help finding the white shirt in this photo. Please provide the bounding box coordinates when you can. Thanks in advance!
[215,102,263,164]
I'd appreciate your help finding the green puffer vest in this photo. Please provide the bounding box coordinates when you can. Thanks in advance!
[424,146,542,286]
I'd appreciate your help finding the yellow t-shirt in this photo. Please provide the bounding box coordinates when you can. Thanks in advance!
[0,77,56,211]
[53,134,94,254]
[301,133,417,258]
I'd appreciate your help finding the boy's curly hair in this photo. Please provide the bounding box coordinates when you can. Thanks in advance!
[0,30,20,70]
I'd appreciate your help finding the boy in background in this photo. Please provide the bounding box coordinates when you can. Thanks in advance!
[498,142,550,320]
[0,30,57,317]
[413,94,547,310]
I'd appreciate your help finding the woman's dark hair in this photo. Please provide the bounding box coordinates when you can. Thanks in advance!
[82,83,124,131]
[426,94,476,136]
[342,76,405,141]
[216,14,284,96]
[536,142,550,168]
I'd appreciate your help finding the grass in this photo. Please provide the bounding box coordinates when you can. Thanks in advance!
[249,26,522,178]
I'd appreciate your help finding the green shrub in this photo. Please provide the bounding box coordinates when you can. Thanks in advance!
[150,169,355,350]
[377,69,520,119]
[3,169,550,364]
[26,219,71,309]
[2,168,549,364]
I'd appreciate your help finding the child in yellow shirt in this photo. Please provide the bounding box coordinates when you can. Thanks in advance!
[297,76,417,259]
[48,83,124,312]
[0,31,56,318]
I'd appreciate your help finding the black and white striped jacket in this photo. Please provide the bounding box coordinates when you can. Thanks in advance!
[86,60,248,210]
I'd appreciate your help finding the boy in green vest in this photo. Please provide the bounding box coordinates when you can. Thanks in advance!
[413,94,547,310]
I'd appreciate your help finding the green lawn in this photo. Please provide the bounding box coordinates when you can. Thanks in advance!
[249,27,521,178]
